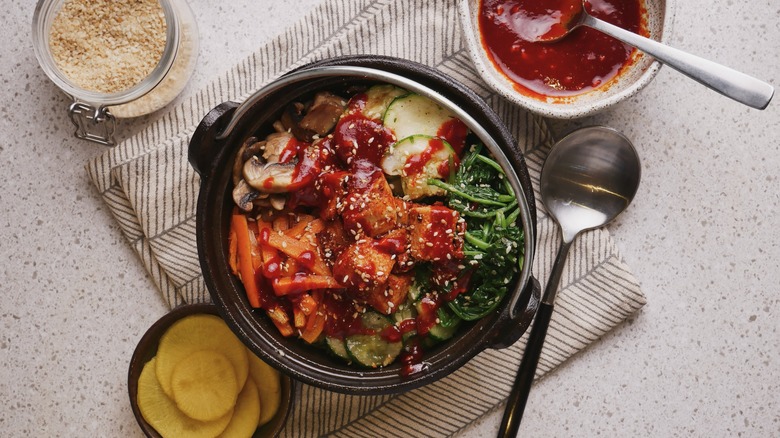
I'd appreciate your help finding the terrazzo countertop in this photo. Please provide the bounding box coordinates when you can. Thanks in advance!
[1,0,778,436]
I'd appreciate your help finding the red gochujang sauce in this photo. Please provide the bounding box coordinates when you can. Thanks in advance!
[479,0,646,99]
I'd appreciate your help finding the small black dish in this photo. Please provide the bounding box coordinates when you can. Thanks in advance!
[128,303,295,437]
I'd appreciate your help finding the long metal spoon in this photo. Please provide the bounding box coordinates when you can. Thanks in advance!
[498,126,642,437]
[533,1,774,110]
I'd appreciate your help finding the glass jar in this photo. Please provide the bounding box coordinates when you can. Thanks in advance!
[32,0,199,145]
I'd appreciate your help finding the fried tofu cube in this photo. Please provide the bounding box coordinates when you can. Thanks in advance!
[318,170,350,221]
[333,241,395,291]
[392,198,412,227]
[342,175,405,237]
[317,219,350,262]
[401,173,446,200]
[365,274,412,315]
[408,205,464,261]
[374,227,415,273]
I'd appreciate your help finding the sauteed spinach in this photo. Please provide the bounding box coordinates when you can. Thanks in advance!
[430,144,525,320]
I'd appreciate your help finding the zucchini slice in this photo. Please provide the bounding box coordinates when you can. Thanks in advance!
[381,135,454,177]
[360,311,393,330]
[381,135,456,199]
[392,302,415,323]
[407,274,428,303]
[362,84,408,120]
[392,302,418,341]
[428,320,461,342]
[345,311,402,368]
[383,93,459,142]
[345,334,403,368]
[414,300,462,342]
[325,336,350,362]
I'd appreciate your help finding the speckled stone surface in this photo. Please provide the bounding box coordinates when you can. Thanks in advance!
[1,1,778,436]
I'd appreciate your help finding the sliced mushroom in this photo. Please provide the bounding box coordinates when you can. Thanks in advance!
[232,137,252,185]
[243,155,296,193]
[269,194,287,211]
[272,120,286,133]
[280,102,311,141]
[232,136,262,185]
[244,140,265,161]
[262,132,294,163]
[299,91,347,136]
[232,179,261,212]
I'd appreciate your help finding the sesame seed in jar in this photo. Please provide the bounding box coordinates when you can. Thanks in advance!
[49,0,167,94]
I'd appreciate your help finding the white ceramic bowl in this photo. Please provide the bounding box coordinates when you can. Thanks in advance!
[457,0,675,119]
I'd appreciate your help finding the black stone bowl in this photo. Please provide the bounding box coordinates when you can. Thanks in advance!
[188,55,540,395]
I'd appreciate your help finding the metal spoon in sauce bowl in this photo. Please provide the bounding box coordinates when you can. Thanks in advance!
[497,126,641,438]
[531,0,774,110]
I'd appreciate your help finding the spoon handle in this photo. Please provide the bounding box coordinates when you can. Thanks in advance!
[581,13,774,110]
[497,302,554,438]
[498,238,572,437]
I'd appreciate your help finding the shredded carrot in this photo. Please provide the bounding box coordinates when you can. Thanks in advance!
[231,214,261,308]
[285,218,325,239]
[272,275,341,296]
[301,290,326,343]
[284,219,311,239]
[228,228,238,276]
[273,215,290,231]
[300,229,322,249]
[255,219,273,235]
[292,306,307,328]
[246,220,263,271]
[298,294,318,316]
[255,221,279,264]
[301,305,326,344]
[283,258,302,276]
[266,306,294,337]
[265,231,331,276]
[292,213,315,225]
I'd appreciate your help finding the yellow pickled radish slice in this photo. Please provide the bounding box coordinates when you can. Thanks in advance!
[170,350,239,422]
[137,358,232,438]
[156,314,249,399]
[218,376,262,437]
[247,349,282,426]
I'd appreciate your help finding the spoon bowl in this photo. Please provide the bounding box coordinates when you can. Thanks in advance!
[542,126,641,241]
[498,126,641,437]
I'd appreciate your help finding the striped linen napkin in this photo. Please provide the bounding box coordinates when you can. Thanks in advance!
[87,0,646,436]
